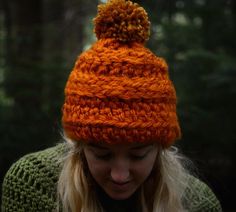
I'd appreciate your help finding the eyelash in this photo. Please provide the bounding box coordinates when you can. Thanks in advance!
[95,154,112,160]
[130,154,147,160]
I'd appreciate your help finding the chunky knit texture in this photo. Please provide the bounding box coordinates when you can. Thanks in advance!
[62,0,181,147]
[94,0,150,43]
[1,144,65,212]
[1,144,222,212]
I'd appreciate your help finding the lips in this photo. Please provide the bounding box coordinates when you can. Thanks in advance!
[110,181,131,191]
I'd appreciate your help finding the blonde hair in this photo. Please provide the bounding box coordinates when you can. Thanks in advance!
[57,139,192,212]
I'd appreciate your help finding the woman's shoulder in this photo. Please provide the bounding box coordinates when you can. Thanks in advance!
[1,143,66,212]
[4,142,66,178]
[183,175,222,212]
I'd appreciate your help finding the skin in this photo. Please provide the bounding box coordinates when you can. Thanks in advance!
[83,142,158,200]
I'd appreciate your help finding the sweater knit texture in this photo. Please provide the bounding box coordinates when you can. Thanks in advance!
[1,144,222,212]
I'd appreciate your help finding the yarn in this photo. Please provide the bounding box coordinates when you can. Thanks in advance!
[94,0,150,43]
[62,0,181,147]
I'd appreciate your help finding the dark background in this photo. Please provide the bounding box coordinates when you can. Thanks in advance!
[0,0,235,211]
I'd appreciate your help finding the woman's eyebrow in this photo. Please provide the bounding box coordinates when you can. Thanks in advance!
[130,144,152,150]
[88,143,108,150]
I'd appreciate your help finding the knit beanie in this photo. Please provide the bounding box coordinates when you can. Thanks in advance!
[62,0,181,148]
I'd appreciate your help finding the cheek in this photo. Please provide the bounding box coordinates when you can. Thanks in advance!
[84,153,110,180]
[132,153,157,181]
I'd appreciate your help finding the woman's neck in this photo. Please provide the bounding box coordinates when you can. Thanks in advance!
[96,186,142,212]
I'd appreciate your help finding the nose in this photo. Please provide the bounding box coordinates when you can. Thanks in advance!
[110,159,130,183]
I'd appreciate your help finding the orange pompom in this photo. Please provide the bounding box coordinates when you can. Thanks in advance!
[93,0,150,43]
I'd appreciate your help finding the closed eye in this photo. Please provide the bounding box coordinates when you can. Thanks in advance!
[129,148,152,160]
[94,153,112,160]
[129,154,147,160]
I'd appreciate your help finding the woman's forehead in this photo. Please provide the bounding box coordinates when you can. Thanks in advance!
[86,141,155,150]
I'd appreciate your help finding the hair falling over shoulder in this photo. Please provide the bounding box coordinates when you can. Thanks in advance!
[57,140,104,212]
[57,139,193,212]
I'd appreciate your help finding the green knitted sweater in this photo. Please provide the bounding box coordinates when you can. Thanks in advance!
[1,144,222,212]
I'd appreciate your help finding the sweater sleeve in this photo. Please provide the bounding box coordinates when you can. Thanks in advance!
[1,144,65,212]
[183,175,222,212]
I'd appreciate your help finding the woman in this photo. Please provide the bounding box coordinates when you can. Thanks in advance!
[2,0,222,211]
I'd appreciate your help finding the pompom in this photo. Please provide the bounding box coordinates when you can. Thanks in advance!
[93,0,150,43]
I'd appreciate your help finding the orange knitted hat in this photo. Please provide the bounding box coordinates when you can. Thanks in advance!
[62,0,181,148]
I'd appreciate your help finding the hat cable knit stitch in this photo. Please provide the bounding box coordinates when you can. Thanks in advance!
[62,0,181,148]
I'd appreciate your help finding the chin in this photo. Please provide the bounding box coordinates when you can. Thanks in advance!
[107,191,134,200]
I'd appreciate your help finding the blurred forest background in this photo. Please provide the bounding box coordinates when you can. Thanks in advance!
[0,0,235,211]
